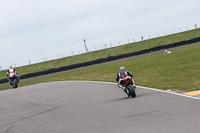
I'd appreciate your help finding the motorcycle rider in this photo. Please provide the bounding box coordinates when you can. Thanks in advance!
[116,67,136,91]
[7,66,19,85]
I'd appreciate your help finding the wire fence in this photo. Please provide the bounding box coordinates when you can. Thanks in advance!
[0,24,199,71]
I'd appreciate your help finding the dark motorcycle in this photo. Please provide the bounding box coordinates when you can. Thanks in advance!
[9,74,19,89]
[119,76,136,98]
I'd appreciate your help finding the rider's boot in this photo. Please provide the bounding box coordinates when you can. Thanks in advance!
[132,79,136,89]
[118,84,123,88]
[118,84,127,93]
[133,84,136,90]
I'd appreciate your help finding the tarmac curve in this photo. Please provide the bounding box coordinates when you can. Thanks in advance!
[0,81,200,133]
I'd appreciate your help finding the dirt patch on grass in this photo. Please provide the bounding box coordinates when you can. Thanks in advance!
[166,89,187,93]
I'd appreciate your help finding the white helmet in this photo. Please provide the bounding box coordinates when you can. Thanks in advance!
[119,67,125,71]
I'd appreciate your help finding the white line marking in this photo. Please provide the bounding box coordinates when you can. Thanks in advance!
[61,81,200,100]
[17,80,200,100]
[137,86,200,100]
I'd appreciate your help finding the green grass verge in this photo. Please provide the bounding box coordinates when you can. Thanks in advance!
[0,28,200,79]
[1,42,200,92]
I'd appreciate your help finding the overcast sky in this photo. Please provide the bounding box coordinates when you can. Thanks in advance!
[0,0,199,70]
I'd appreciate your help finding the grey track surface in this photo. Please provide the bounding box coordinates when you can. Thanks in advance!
[0,81,200,133]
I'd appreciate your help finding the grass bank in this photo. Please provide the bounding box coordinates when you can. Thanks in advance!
[0,28,200,79]
[0,42,200,91]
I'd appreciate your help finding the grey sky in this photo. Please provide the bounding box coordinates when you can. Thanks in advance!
[0,0,199,70]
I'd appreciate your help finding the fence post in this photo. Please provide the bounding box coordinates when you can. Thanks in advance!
[195,24,197,29]
[83,39,88,53]
[29,60,31,65]
[0,66,2,71]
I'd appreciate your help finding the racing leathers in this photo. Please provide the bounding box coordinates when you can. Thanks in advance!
[116,67,136,91]
[7,67,19,85]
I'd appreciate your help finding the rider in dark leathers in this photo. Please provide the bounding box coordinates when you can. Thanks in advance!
[116,67,136,91]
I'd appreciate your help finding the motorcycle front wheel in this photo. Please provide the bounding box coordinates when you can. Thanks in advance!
[127,85,136,98]
[12,79,18,89]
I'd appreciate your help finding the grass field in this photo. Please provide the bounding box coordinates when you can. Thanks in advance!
[0,42,200,91]
[0,28,200,80]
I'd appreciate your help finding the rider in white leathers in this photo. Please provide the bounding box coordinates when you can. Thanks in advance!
[7,66,19,85]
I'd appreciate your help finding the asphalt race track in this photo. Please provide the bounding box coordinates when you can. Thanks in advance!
[0,81,200,133]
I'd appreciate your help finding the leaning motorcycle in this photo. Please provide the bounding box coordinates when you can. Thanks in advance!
[119,76,136,98]
[9,73,19,89]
